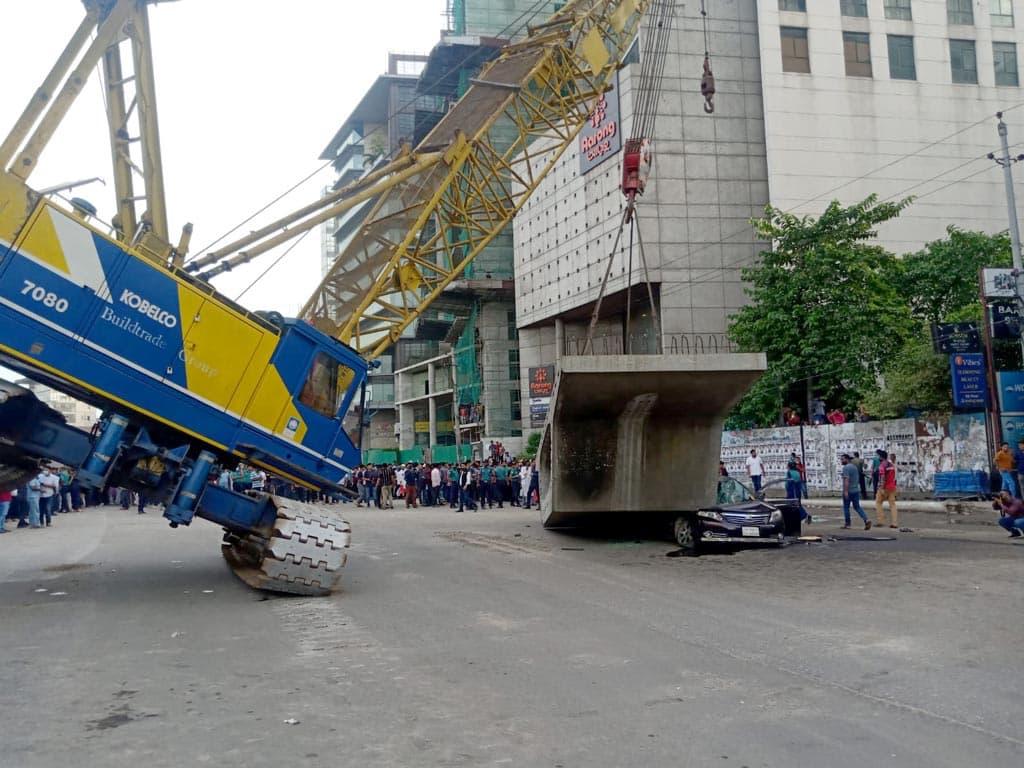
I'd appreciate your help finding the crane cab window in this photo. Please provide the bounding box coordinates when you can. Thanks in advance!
[299,352,355,418]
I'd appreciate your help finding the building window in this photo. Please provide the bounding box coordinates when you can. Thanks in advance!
[779,0,806,10]
[995,41,1020,85]
[947,0,974,25]
[841,0,868,17]
[883,0,912,20]
[843,31,873,77]
[510,388,521,422]
[992,0,1015,27]
[781,27,810,73]
[507,309,518,341]
[887,35,917,80]
[950,39,978,83]
[508,348,521,380]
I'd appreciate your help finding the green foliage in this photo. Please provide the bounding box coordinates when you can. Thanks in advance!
[861,331,952,418]
[522,431,542,459]
[891,227,1011,324]
[867,228,1013,417]
[728,195,915,427]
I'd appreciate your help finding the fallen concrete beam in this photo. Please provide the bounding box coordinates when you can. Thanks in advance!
[539,353,766,528]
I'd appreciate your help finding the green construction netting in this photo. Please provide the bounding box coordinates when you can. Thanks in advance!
[363,449,398,465]
[454,301,481,410]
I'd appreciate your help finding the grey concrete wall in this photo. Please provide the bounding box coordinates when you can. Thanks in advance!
[513,0,768,339]
[540,353,767,526]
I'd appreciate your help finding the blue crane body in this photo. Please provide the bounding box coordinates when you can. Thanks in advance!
[1,199,363,593]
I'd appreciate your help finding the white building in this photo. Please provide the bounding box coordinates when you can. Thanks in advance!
[761,0,1024,253]
[513,0,1024,434]
[15,377,99,432]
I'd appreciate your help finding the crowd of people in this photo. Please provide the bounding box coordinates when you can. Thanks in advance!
[1,465,95,532]
[342,458,540,513]
[0,461,345,534]
[730,446,899,532]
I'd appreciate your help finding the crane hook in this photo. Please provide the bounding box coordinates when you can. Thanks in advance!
[700,55,715,114]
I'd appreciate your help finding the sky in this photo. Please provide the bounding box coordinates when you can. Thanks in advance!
[2,0,447,316]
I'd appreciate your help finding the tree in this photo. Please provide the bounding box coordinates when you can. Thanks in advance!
[860,331,952,418]
[728,195,914,427]
[891,227,1011,324]
[866,228,1015,417]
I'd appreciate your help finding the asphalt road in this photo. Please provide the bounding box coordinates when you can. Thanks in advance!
[1,502,1022,768]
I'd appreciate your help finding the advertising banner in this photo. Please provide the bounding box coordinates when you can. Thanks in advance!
[982,267,1018,298]
[989,299,1022,339]
[931,321,981,354]
[997,370,1024,413]
[950,353,987,408]
[933,319,978,354]
[579,72,621,174]
[529,397,550,428]
[528,365,555,399]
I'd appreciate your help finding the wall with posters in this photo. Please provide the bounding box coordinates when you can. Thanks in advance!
[720,414,988,494]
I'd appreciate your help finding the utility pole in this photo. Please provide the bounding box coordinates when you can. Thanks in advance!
[989,112,1024,360]
[991,113,1024,272]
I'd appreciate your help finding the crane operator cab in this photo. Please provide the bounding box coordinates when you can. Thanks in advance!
[241,318,368,491]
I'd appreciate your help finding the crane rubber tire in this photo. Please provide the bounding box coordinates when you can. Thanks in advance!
[221,497,351,596]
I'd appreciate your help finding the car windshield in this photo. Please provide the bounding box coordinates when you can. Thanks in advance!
[717,476,753,505]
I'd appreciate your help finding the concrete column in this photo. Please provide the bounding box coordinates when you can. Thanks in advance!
[427,362,437,447]
[555,318,564,363]
[428,394,438,448]
[399,403,415,451]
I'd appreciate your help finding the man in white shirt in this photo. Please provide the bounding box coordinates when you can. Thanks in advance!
[36,467,61,527]
[745,449,765,493]
[430,465,442,506]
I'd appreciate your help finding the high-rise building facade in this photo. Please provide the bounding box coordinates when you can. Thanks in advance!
[759,0,1024,252]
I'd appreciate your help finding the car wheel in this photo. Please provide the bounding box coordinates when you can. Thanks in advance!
[673,514,698,551]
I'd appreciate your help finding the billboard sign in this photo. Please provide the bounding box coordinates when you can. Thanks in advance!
[579,72,621,174]
[529,397,550,428]
[528,365,555,399]
[989,299,1022,339]
[931,321,980,354]
[950,353,987,409]
[997,370,1024,413]
[982,267,1018,298]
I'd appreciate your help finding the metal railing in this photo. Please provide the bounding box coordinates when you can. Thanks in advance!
[563,332,737,356]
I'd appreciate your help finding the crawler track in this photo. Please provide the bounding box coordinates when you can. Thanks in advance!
[221,497,351,596]
[0,462,40,494]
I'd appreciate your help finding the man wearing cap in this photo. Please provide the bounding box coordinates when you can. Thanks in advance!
[840,453,871,530]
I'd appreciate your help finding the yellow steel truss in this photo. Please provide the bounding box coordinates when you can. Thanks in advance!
[300,0,650,360]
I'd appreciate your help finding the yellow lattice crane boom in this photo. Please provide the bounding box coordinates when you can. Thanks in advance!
[187,0,651,360]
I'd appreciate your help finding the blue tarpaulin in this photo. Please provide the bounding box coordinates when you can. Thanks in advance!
[933,470,988,498]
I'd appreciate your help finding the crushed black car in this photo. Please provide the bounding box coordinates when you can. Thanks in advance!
[671,477,803,551]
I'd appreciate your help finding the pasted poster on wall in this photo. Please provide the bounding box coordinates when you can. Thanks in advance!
[721,415,987,493]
